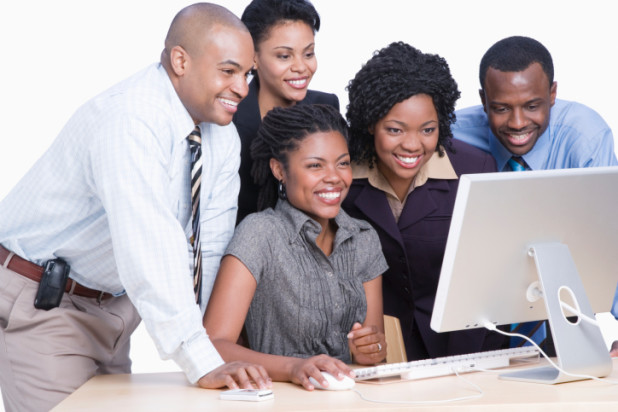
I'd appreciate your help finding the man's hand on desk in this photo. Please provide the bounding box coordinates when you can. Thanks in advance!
[610,341,618,357]
[197,361,272,390]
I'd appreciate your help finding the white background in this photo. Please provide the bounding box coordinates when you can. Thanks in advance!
[1,0,617,403]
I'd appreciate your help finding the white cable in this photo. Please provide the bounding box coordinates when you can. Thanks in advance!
[483,322,618,384]
[351,368,484,405]
[559,301,599,327]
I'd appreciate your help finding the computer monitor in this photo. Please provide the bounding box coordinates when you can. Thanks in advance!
[431,166,618,384]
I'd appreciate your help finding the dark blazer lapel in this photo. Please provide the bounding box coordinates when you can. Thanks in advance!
[353,181,404,245]
[397,179,451,230]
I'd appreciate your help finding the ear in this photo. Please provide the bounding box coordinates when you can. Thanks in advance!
[253,53,259,71]
[479,89,487,113]
[169,45,190,76]
[269,158,285,182]
[549,81,557,107]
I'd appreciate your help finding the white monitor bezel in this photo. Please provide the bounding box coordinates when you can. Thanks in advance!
[431,166,618,333]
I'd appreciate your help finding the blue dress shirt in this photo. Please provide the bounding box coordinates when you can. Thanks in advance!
[452,99,618,171]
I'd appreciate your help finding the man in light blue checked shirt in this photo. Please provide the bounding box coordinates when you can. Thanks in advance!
[0,4,271,411]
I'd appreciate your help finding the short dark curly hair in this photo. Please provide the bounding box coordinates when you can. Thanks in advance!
[251,104,348,211]
[479,36,554,90]
[241,0,320,49]
[346,42,460,166]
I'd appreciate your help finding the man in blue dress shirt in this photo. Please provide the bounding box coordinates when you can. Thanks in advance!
[452,35,618,356]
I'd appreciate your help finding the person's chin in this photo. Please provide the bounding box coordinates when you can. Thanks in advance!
[209,111,234,126]
[508,143,535,156]
[283,88,309,104]
[498,137,535,156]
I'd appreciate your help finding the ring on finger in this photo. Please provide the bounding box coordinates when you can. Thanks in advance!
[377,343,382,352]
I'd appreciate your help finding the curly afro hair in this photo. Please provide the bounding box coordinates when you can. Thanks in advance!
[346,41,460,166]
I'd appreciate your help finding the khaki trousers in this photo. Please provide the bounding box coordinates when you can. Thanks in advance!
[0,260,141,412]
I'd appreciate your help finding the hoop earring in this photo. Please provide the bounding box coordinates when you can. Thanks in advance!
[278,180,287,200]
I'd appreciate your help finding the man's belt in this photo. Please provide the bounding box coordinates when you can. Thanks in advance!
[0,245,112,300]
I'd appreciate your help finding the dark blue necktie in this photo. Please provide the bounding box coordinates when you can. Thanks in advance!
[507,156,527,172]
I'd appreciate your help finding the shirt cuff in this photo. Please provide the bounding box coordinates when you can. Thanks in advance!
[173,331,225,383]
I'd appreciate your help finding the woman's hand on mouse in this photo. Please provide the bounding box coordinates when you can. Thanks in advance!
[288,354,353,390]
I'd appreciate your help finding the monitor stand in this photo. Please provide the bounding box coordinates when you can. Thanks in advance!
[499,242,613,384]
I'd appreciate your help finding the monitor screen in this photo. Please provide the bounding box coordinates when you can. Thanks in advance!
[430,166,618,383]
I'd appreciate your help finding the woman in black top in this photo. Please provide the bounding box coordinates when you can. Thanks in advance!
[234,0,339,224]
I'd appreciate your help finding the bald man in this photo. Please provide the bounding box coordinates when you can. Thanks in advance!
[0,3,270,411]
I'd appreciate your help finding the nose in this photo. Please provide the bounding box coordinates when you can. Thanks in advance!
[400,133,422,152]
[290,55,307,73]
[507,107,528,130]
[323,164,342,183]
[231,75,249,99]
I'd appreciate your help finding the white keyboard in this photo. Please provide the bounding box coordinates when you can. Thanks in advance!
[353,347,539,381]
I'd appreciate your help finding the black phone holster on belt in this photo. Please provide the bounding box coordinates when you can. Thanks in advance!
[34,258,70,310]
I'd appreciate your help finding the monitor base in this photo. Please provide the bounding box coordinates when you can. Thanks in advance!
[500,242,613,384]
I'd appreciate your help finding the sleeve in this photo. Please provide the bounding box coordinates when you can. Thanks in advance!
[90,114,223,384]
[223,214,272,284]
[451,107,493,154]
[198,123,242,311]
[557,104,618,168]
[580,127,618,168]
[355,225,389,283]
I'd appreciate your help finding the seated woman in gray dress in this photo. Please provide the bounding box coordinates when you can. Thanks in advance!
[204,104,388,390]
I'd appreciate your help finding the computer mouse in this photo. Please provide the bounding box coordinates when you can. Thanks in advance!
[309,372,355,390]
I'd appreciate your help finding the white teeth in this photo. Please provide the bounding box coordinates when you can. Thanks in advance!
[396,155,418,164]
[219,98,238,107]
[287,79,307,86]
[317,192,341,200]
[509,133,529,141]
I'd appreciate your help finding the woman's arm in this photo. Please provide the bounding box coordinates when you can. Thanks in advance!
[347,275,386,365]
[203,255,353,389]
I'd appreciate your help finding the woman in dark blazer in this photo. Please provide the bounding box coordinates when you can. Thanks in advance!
[343,42,508,361]
[234,0,339,224]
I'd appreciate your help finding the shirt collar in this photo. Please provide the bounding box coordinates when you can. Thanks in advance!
[157,63,199,143]
[274,198,370,245]
[353,148,458,198]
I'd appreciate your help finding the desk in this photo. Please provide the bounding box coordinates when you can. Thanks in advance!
[53,358,618,411]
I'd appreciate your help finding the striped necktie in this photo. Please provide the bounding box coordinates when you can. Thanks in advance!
[187,126,202,304]
[507,155,548,349]
[507,156,527,172]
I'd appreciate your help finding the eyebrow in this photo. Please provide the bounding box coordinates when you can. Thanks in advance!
[303,153,350,161]
[490,97,544,106]
[273,42,315,52]
[217,60,242,68]
[385,119,438,128]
